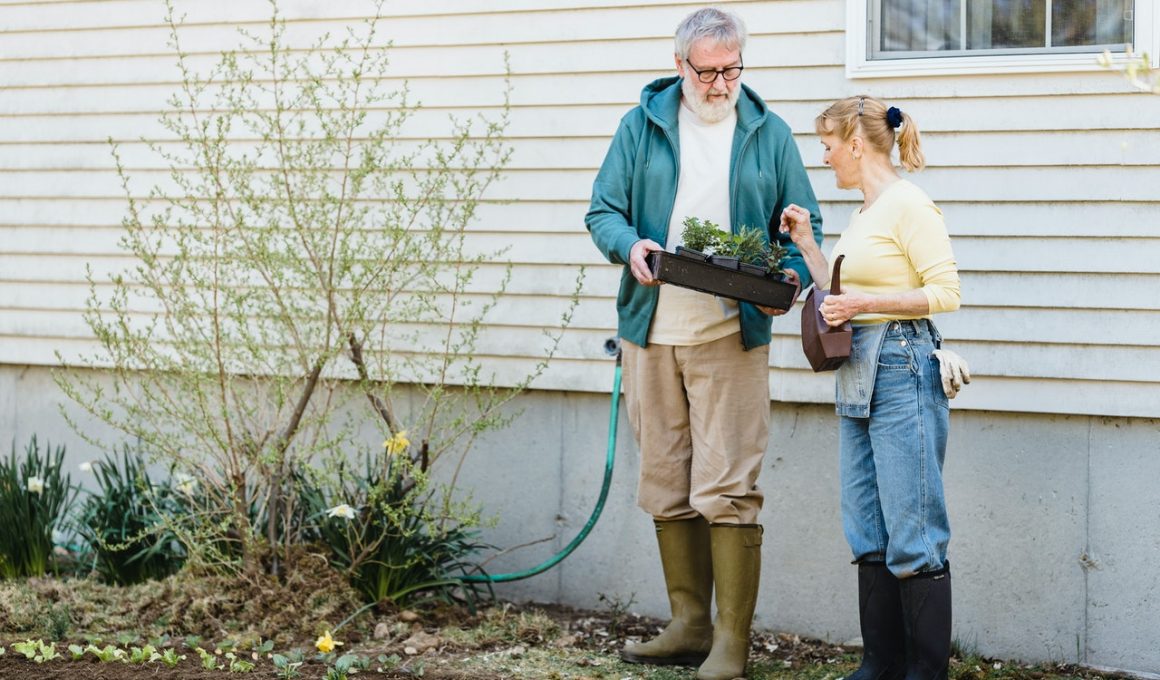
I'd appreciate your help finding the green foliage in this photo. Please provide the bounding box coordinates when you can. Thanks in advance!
[680,216,726,253]
[11,639,60,663]
[55,0,580,577]
[40,603,72,641]
[196,646,222,670]
[297,447,491,606]
[160,648,186,667]
[273,653,305,679]
[85,644,126,663]
[226,651,256,672]
[681,218,788,272]
[0,436,77,579]
[76,447,186,585]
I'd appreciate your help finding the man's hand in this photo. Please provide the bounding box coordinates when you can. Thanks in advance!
[629,239,664,286]
[757,269,800,316]
[931,349,971,399]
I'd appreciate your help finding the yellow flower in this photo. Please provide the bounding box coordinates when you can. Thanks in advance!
[383,430,410,455]
[315,631,342,654]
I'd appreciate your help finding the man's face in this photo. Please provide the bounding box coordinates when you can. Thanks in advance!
[675,39,742,124]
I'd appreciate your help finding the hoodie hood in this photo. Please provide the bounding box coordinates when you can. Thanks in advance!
[640,75,770,132]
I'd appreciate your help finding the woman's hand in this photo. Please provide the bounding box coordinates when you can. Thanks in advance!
[820,291,870,327]
[779,204,813,246]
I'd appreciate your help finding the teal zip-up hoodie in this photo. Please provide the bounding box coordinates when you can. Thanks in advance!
[585,76,824,350]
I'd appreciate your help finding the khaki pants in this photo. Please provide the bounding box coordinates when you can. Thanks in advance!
[622,333,771,524]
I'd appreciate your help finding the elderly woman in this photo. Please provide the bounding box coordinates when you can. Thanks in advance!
[780,95,966,680]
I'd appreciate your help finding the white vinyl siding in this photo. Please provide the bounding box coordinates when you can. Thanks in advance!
[0,0,1158,417]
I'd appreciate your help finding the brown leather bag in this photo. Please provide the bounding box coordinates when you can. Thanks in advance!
[800,254,852,372]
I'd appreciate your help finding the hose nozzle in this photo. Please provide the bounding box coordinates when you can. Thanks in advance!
[603,336,621,358]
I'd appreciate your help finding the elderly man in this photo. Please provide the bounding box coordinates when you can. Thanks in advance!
[585,7,823,680]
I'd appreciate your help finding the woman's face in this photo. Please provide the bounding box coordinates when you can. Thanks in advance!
[820,132,859,190]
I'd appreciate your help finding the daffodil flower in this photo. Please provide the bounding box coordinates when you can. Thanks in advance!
[326,503,356,520]
[315,631,342,654]
[173,473,198,495]
[27,476,45,495]
[384,429,410,455]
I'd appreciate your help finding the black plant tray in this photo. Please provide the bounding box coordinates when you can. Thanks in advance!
[646,247,799,311]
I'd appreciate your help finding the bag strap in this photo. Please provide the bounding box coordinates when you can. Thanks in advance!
[831,254,845,295]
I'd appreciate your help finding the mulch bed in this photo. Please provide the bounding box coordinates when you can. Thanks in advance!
[0,654,506,679]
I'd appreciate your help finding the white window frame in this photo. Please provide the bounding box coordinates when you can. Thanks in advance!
[847,0,1159,78]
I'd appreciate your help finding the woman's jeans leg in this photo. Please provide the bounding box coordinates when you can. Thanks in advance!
[840,320,950,578]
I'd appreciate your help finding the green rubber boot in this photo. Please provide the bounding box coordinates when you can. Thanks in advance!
[697,524,762,680]
[621,517,714,666]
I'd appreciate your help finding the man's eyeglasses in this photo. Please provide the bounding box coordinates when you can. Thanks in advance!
[684,58,744,83]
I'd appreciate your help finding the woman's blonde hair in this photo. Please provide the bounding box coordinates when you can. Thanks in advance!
[814,95,925,172]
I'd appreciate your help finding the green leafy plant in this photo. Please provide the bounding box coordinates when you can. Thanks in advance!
[273,653,304,679]
[226,651,256,672]
[681,219,788,272]
[717,226,789,272]
[40,602,71,641]
[0,437,77,579]
[680,216,726,253]
[55,0,579,580]
[12,639,59,663]
[76,447,186,585]
[297,447,492,607]
[67,644,85,660]
[128,644,161,664]
[85,644,126,663]
[160,648,186,667]
[196,647,222,671]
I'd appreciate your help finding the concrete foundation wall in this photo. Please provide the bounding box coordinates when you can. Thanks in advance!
[3,364,1157,675]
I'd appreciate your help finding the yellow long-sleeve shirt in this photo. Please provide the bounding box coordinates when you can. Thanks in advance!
[831,179,960,324]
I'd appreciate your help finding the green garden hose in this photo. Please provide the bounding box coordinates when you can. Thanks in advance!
[461,338,622,584]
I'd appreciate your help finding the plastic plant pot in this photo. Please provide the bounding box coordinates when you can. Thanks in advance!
[646,247,799,310]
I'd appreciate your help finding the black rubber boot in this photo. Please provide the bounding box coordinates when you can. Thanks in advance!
[898,564,952,680]
[620,517,714,666]
[846,561,906,680]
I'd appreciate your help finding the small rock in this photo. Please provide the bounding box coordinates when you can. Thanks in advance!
[553,633,578,648]
[401,630,441,654]
[399,610,421,623]
[373,622,391,640]
[404,646,418,656]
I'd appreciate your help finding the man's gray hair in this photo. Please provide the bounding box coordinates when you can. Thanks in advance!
[674,7,747,60]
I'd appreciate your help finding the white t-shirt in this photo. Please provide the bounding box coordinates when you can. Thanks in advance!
[648,102,740,346]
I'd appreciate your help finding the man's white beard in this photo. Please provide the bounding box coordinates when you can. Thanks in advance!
[681,76,741,124]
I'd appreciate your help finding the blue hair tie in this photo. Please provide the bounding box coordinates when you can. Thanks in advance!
[886,106,903,129]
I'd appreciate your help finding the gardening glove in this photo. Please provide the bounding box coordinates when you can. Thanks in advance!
[931,349,970,399]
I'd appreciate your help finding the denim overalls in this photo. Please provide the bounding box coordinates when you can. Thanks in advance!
[835,319,949,578]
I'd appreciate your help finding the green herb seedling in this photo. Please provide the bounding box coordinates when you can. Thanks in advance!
[12,640,39,659]
[86,644,125,663]
[196,647,221,671]
[226,651,256,672]
[273,654,304,679]
[160,648,185,667]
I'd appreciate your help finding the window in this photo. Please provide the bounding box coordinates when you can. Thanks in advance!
[847,0,1159,76]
